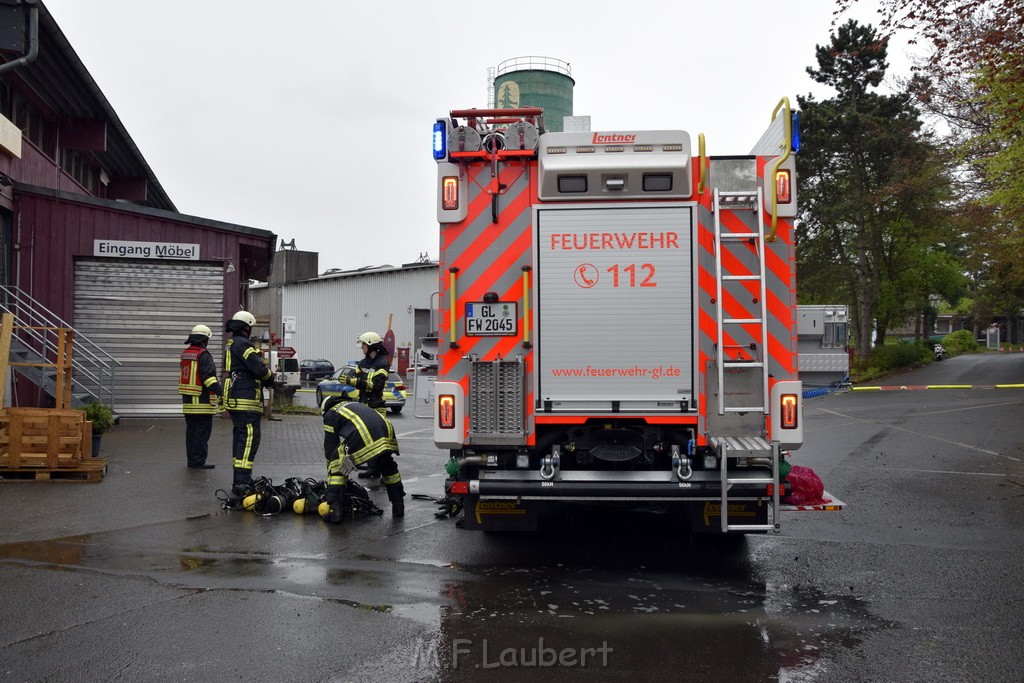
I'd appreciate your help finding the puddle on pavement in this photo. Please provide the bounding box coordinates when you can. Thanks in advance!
[1,528,885,679]
[416,563,883,681]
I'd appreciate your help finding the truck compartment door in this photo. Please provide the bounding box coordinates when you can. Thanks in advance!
[536,205,695,412]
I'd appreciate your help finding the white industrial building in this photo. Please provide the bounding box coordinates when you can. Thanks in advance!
[249,249,438,372]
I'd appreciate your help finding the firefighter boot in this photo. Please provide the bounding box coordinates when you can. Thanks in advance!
[231,468,254,498]
[320,484,347,524]
[386,483,406,518]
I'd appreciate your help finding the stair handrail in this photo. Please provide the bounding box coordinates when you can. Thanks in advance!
[0,285,120,406]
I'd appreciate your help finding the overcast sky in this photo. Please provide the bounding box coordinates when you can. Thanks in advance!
[42,0,915,274]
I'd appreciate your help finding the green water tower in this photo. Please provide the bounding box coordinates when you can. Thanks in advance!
[493,57,574,133]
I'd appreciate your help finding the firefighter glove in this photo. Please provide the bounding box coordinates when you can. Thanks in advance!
[339,453,357,477]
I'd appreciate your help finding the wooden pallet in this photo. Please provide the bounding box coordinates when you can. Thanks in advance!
[0,407,89,469]
[0,458,107,483]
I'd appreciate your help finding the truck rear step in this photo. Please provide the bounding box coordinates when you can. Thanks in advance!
[711,435,779,533]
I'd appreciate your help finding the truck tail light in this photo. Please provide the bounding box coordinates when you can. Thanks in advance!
[775,169,791,204]
[438,394,456,429]
[780,393,798,429]
[442,176,459,210]
[449,481,469,494]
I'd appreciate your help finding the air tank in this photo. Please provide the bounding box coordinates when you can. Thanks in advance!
[493,57,574,133]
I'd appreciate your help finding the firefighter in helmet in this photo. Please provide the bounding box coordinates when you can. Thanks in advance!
[349,331,391,479]
[224,311,274,495]
[179,324,222,469]
[320,395,405,521]
[349,331,391,415]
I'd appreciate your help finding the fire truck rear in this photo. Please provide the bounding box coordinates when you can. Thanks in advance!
[432,99,834,533]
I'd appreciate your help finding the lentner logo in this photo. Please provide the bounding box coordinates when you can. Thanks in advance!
[703,502,755,526]
[592,133,637,144]
[475,500,526,524]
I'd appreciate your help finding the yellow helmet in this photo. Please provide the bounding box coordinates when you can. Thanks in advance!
[232,311,256,327]
[357,331,383,346]
[190,324,212,338]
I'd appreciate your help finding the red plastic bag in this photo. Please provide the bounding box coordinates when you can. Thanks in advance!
[782,465,831,506]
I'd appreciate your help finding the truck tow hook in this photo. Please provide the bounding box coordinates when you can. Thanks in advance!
[672,448,693,481]
[540,447,561,481]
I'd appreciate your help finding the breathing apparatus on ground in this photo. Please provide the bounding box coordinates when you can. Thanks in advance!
[217,476,382,519]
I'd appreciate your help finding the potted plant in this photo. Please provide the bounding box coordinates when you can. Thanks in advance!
[78,402,114,457]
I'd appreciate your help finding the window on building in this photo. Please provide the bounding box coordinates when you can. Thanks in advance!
[11,93,54,157]
[60,148,99,194]
[0,85,11,120]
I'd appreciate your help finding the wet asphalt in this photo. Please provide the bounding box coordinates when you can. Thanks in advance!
[1,352,1023,682]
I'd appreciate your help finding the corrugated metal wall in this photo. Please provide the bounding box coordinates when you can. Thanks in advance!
[74,259,224,416]
[282,267,437,369]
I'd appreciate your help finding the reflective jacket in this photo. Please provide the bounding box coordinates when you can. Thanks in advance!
[180,345,222,415]
[224,333,272,413]
[323,401,398,465]
[353,354,390,410]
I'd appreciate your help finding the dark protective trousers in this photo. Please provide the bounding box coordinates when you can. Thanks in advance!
[229,410,262,486]
[184,414,213,467]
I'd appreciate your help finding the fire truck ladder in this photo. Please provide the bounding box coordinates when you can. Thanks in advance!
[712,188,779,533]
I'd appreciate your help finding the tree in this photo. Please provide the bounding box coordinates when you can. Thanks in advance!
[797,20,958,354]
[836,0,1024,334]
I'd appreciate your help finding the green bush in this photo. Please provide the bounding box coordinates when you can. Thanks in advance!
[868,343,931,371]
[941,329,978,355]
[78,402,114,434]
[851,342,931,382]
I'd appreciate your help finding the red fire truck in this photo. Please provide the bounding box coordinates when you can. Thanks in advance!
[431,99,840,533]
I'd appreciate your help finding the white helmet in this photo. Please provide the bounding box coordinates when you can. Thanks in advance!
[320,394,345,415]
[190,324,212,338]
[357,331,383,346]
[232,311,256,327]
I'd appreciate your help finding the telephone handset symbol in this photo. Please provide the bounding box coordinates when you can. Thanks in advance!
[574,263,598,288]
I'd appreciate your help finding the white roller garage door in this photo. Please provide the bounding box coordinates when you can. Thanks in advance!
[74,259,224,416]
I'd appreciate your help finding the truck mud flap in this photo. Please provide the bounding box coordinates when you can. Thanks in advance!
[779,491,845,512]
[462,496,538,532]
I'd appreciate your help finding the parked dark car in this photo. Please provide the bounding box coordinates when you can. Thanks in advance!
[299,359,335,382]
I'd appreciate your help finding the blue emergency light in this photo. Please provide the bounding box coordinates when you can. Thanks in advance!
[433,120,447,160]
[791,111,801,153]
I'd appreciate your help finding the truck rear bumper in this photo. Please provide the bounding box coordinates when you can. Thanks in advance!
[466,470,785,500]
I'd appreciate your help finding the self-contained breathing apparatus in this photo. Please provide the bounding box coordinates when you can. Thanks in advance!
[217,476,383,520]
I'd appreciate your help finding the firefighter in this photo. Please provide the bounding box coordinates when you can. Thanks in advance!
[349,331,391,415]
[179,324,222,469]
[349,331,391,479]
[320,395,405,522]
[223,311,274,496]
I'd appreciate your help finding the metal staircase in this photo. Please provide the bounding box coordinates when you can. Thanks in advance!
[1,285,119,408]
[710,189,779,533]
